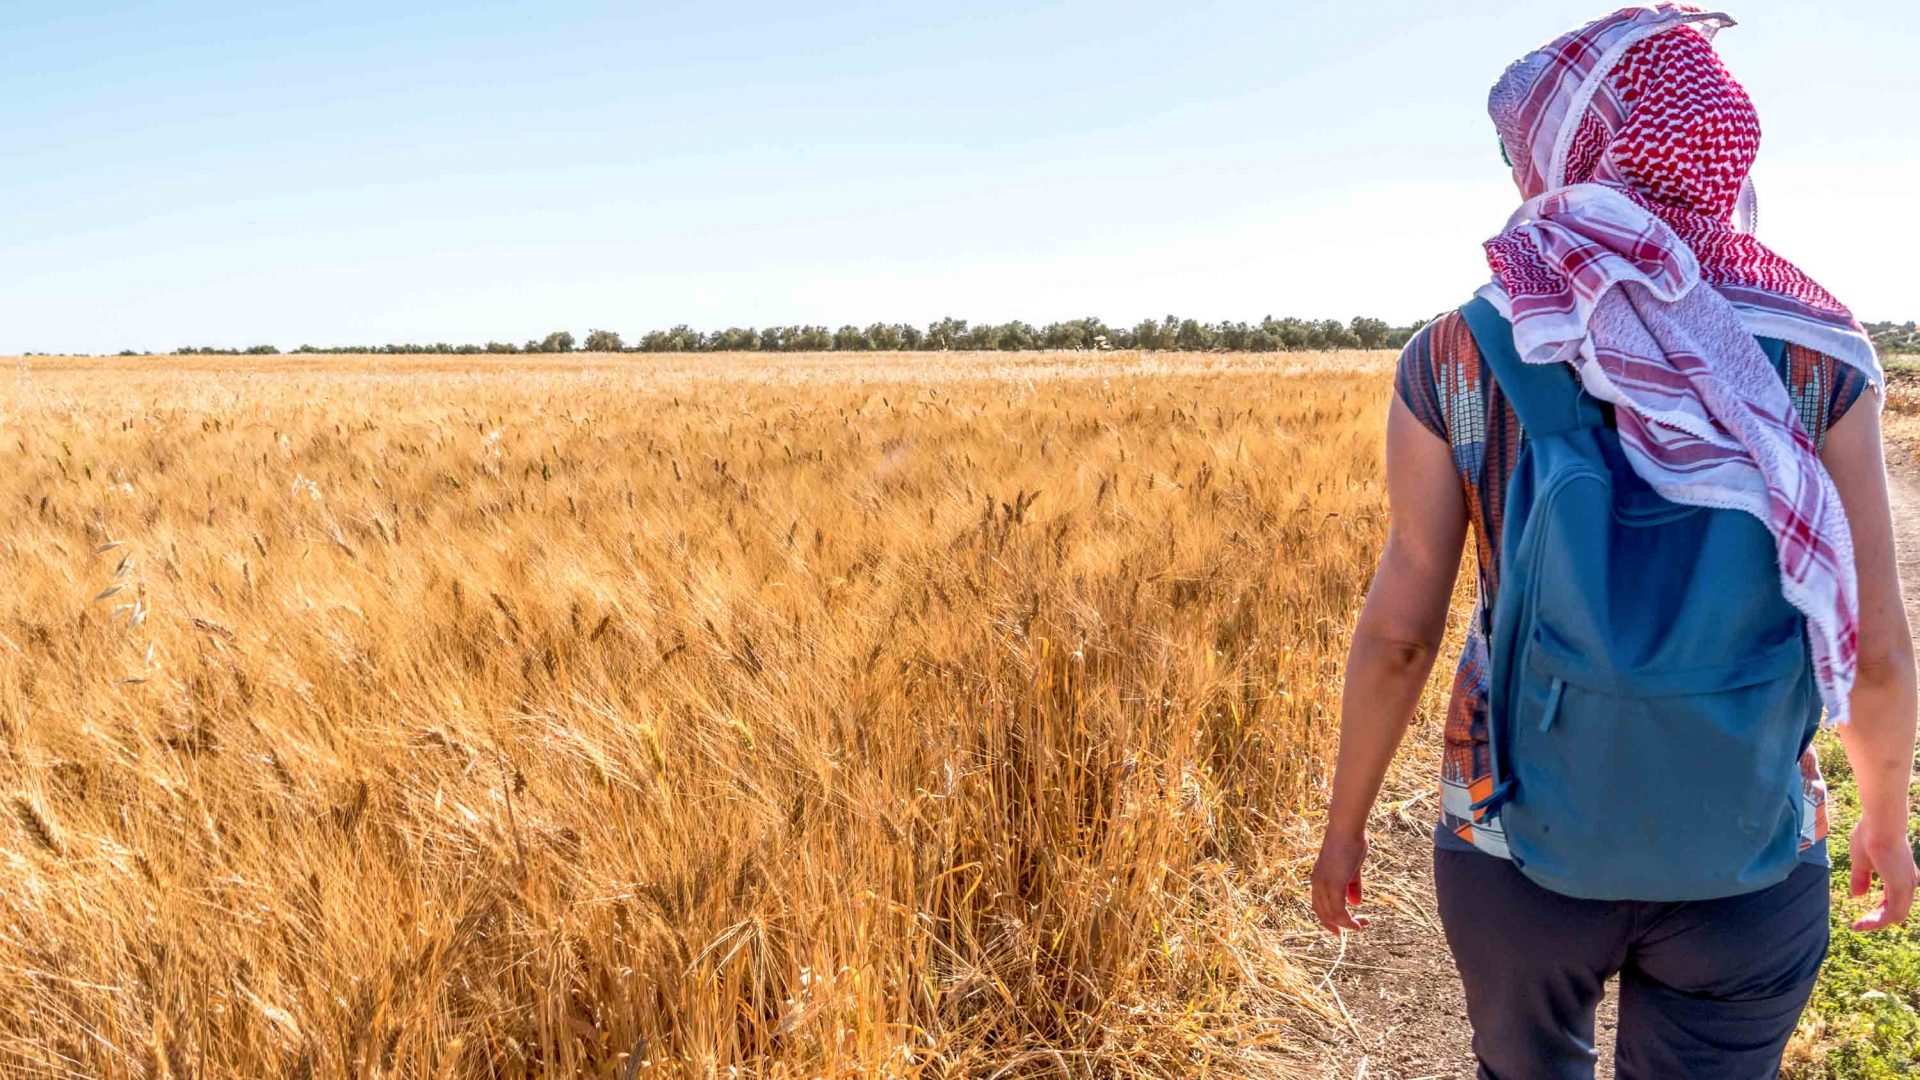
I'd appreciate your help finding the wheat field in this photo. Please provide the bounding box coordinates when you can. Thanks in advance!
[0,348,1407,1078]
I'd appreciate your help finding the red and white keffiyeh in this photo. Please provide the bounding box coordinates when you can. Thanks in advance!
[1477,4,1883,723]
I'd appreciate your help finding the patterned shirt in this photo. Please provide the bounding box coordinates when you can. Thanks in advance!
[1395,310,1869,862]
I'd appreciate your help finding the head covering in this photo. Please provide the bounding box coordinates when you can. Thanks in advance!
[1476,4,1883,723]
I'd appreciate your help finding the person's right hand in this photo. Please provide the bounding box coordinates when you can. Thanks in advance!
[1311,830,1371,935]
[1847,810,1917,933]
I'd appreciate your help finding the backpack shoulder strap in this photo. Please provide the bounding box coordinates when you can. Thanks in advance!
[1458,297,1605,437]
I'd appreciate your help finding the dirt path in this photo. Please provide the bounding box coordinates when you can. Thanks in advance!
[1299,441,1919,1079]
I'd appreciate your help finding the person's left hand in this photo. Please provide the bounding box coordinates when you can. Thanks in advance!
[1847,810,1917,933]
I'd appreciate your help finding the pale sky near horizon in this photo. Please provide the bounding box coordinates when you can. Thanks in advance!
[2,1,1914,354]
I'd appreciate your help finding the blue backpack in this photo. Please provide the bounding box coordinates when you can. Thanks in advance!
[1458,297,1821,902]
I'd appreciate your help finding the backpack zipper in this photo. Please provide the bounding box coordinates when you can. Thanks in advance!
[1539,677,1567,732]
[1481,463,1604,824]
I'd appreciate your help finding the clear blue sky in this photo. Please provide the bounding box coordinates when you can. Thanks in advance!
[2,1,1913,353]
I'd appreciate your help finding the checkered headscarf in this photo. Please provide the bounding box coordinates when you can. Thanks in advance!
[1476,4,1883,723]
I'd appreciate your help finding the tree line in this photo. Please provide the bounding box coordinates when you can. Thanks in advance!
[160,315,1418,356]
[143,315,1918,358]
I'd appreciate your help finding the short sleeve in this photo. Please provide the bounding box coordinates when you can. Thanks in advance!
[1779,343,1873,447]
[1395,317,1453,443]
[1827,360,1871,432]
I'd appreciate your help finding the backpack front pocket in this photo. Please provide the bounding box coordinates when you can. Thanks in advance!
[1499,627,1813,901]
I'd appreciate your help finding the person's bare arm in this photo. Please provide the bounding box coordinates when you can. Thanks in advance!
[1822,398,1919,932]
[1312,395,1468,934]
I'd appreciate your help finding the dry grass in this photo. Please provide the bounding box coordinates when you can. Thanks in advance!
[0,348,1398,1078]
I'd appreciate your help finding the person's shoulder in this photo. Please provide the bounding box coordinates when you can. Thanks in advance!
[1399,305,1482,371]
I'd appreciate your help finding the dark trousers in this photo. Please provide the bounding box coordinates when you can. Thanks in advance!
[1434,846,1830,1080]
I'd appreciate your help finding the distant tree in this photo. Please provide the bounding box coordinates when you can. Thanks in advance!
[583,329,624,352]
[1039,322,1077,350]
[1130,318,1170,350]
[1173,318,1213,350]
[793,325,833,351]
[961,323,998,350]
[532,330,575,353]
[1044,319,1114,350]
[864,322,901,351]
[1259,316,1306,350]
[834,325,871,351]
[925,318,968,351]
[1349,316,1390,349]
[898,324,925,350]
[995,320,1037,351]
[710,326,759,351]
[1304,319,1353,349]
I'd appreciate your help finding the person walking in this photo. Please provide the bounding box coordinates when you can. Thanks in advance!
[1311,5,1918,1077]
